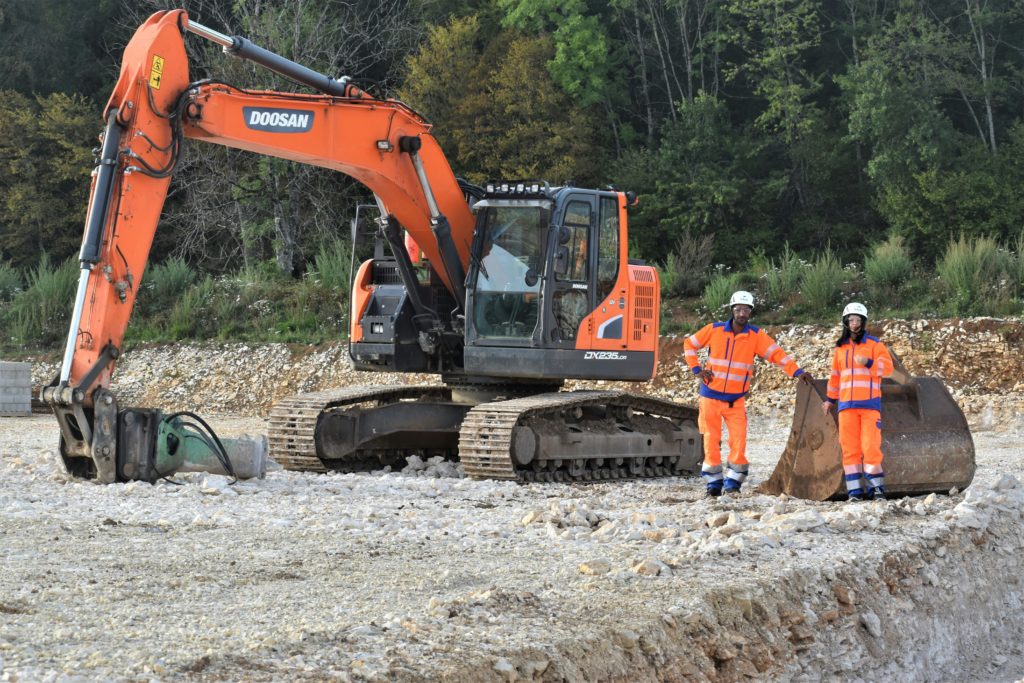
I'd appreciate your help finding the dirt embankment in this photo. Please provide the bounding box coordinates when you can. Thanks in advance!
[29,317,1024,429]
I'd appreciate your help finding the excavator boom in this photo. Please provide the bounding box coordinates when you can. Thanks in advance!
[44,10,471,479]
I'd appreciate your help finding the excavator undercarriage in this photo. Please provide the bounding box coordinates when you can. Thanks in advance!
[269,385,703,482]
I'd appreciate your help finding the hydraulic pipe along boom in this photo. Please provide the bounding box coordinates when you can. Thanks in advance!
[186,20,350,97]
[61,111,123,384]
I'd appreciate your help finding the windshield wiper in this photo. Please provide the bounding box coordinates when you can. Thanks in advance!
[469,246,489,279]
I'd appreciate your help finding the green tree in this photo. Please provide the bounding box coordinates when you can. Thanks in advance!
[399,15,481,157]
[498,0,612,107]
[0,91,95,269]
[401,19,608,186]
[0,0,118,102]
[839,5,1024,258]
[614,95,783,264]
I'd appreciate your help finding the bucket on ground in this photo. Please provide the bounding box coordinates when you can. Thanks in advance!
[760,359,976,500]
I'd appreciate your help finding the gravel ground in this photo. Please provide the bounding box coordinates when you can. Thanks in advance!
[2,413,1023,682]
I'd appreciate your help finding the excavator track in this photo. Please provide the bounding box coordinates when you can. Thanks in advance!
[459,390,702,483]
[268,385,450,472]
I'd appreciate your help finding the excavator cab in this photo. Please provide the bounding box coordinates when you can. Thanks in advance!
[348,182,661,383]
[463,184,658,382]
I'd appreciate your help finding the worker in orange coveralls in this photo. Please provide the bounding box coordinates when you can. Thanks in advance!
[821,303,894,501]
[685,291,814,497]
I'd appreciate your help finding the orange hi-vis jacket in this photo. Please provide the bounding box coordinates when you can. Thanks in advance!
[684,320,805,403]
[826,334,893,412]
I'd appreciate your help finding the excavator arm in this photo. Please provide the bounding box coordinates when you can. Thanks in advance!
[44,9,474,481]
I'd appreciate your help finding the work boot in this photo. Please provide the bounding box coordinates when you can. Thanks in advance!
[870,486,886,501]
[705,486,722,499]
[847,489,867,502]
[723,481,742,495]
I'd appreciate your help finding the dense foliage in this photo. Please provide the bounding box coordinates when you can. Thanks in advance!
[1,0,1023,351]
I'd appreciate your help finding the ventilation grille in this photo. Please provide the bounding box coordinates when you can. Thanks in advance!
[630,265,656,283]
[633,284,655,340]
[372,261,402,285]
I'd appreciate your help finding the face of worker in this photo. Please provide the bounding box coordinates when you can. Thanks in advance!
[732,304,752,326]
[845,314,864,333]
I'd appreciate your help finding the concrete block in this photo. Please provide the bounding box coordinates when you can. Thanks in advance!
[0,361,31,416]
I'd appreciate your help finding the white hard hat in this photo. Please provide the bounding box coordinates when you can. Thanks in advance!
[842,302,868,320]
[729,290,755,308]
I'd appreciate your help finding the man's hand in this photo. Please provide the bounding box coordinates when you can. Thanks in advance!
[798,371,814,385]
[854,355,871,366]
[821,400,834,415]
[697,367,714,384]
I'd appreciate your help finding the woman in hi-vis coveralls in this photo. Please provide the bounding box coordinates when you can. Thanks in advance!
[821,303,894,501]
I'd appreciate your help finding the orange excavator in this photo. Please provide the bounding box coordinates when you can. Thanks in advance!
[44,9,704,483]
[47,10,976,497]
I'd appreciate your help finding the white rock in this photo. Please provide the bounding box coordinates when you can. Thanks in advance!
[773,509,827,531]
[994,474,1020,491]
[706,512,730,528]
[631,557,670,577]
[860,611,882,638]
[613,629,640,649]
[493,657,518,681]
[579,559,612,575]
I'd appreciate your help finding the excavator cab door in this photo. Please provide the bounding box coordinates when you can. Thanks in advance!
[546,193,596,348]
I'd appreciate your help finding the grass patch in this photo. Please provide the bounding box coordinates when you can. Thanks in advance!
[0,260,22,302]
[799,248,844,315]
[702,272,742,316]
[865,234,913,302]
[3,254,77,348]
[311,238,353,292]
[755,244,804,311]
[936,234,1012,315]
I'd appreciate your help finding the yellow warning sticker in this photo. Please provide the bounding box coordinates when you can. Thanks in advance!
[149,55,164,89]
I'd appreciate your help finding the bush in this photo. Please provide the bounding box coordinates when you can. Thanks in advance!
[864,234,913,301]
[800,248,844,314]
[149,257,195,303]
[760,243,804,309]
[311,238,353,292]
[5,254,77,347]
[702,272,741,315]
[0,260,22,302]
[1012,231,1024,299]
[659,232,716,298]
[139,257,196,315]
[936,234,1011,315]
[168,277,217,338]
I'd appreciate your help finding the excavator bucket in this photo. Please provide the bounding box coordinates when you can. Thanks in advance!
[760,361,975,501]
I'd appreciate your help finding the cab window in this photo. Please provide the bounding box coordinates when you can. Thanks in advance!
[558,200,590,282]
[597,196,619,300]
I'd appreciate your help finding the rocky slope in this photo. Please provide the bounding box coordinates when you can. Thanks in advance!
[28,317,1024,429]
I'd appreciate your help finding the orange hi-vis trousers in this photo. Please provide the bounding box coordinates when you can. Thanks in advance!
[838,408,884,494]
[698,396,749,490]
